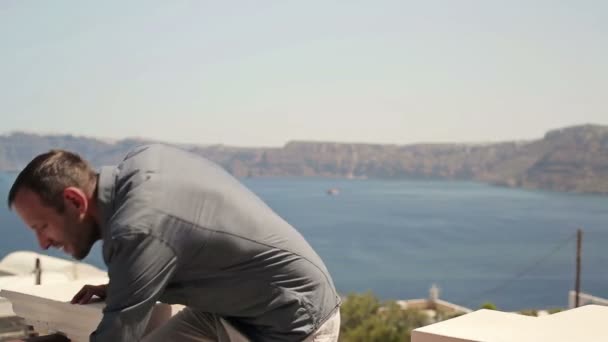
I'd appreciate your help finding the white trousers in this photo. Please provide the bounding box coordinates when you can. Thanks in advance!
[143,308,341,342]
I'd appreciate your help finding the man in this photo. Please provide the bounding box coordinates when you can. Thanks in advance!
[8,144,341,341]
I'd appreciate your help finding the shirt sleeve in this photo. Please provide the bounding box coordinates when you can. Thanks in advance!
[90,231,177,342]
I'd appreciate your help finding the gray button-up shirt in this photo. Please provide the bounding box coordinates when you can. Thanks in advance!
[92,144,340,342]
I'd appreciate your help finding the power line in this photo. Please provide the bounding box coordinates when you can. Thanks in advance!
[462,232,576,307]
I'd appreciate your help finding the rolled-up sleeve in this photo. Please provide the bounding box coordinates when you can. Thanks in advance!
[90,231,177,342]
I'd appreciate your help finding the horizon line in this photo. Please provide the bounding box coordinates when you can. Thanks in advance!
[0,123,604,148]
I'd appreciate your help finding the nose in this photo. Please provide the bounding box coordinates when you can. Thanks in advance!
[35,230,52,250]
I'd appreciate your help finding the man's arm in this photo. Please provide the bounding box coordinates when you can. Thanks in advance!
[90,231,177,342]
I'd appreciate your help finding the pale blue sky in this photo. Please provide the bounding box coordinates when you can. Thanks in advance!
[1,1,606,146]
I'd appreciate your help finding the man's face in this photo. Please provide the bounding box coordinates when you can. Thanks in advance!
[12,188,99,260]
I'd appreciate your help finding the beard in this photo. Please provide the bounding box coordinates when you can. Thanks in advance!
[64,214,100,261]
[71,235,94,260]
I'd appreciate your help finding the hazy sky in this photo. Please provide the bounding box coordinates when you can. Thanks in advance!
[1,1,606,146]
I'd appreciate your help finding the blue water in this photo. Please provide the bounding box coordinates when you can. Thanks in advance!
[1,173,607,311]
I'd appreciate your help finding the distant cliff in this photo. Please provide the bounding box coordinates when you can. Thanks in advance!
[1,124,607,194]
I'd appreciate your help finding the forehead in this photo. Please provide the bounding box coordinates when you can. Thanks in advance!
[12,188,58,224]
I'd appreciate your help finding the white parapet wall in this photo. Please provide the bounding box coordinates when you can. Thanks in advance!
[568,291,608,309]
[412,305,608,342]
[0,251,106,280]
[0,251,109,319]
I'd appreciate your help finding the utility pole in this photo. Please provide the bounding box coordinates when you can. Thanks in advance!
[34,257,41,285]
[575,229,583,308]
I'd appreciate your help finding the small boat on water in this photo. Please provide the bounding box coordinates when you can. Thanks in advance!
[326,188,340,196]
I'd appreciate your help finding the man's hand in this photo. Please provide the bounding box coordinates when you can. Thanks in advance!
[71,284,108,304]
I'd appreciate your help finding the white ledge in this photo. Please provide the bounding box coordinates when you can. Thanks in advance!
[0,277,179,342]
[412,305,608,342]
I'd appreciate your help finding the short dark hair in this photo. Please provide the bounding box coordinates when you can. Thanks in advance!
[7,150,97,213]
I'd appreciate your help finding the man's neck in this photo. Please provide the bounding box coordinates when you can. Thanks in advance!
[88,174,102,239]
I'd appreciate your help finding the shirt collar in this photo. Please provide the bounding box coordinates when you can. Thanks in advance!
[96,165,117,237]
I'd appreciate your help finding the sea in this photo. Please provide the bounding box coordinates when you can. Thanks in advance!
[1,172,607,311]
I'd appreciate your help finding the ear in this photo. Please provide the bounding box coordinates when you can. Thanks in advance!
[63,187,88,215]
